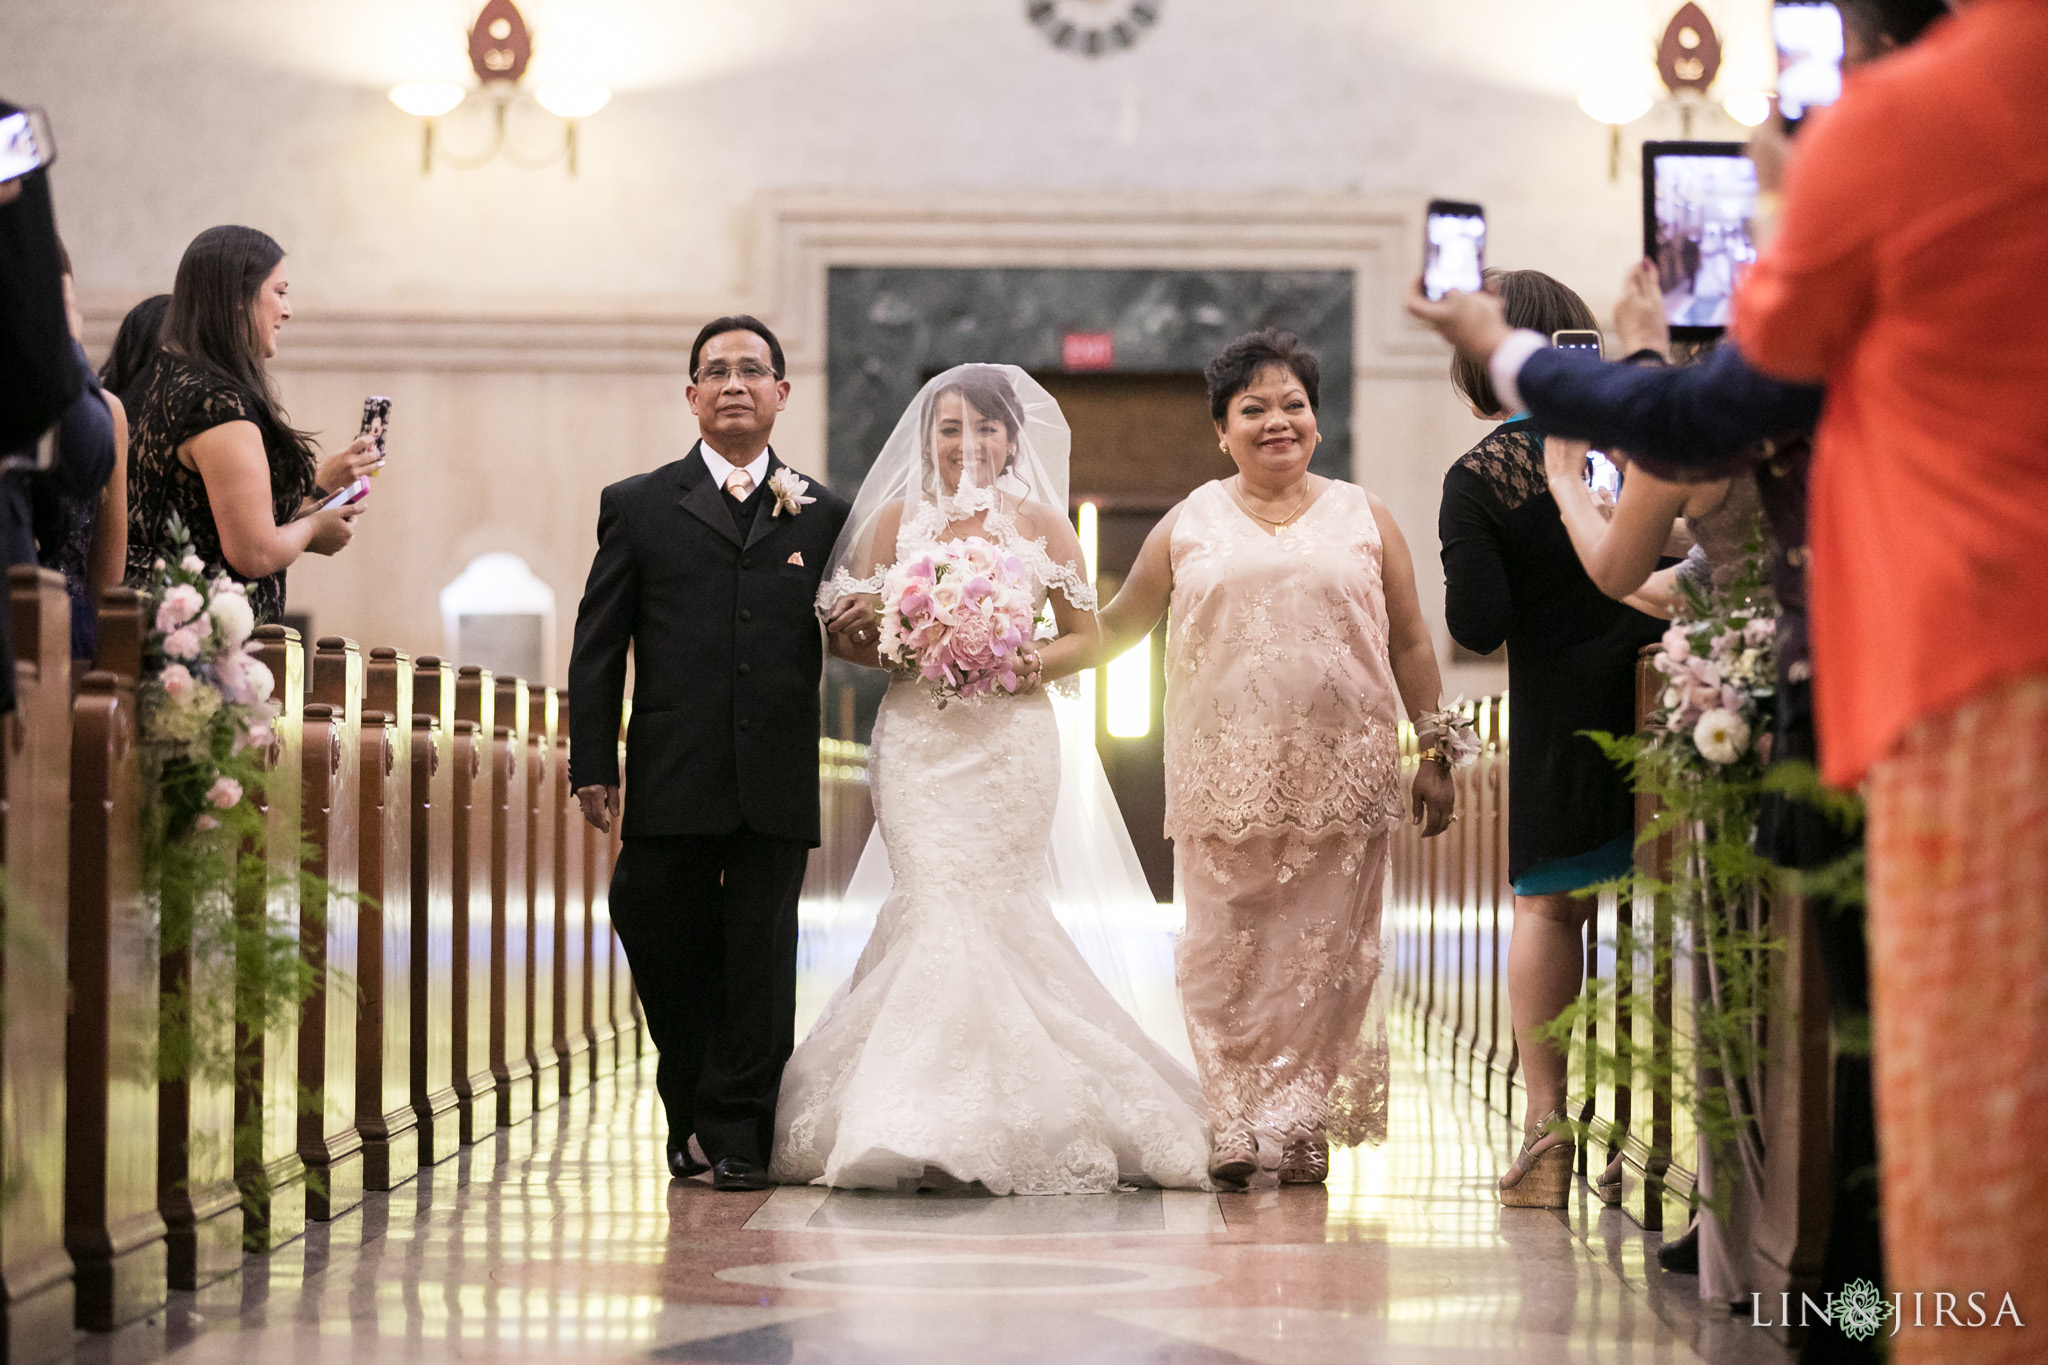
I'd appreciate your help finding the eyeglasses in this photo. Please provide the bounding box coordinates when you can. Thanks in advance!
[693,362,780,385]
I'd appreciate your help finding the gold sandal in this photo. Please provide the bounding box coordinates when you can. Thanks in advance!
[1498,1110,1574,1208]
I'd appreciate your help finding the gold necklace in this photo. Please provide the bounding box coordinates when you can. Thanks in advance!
[1235,475,1312,530]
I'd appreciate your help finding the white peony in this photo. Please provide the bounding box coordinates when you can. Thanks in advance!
[209,590,256,648]
[1693,708,1751,765]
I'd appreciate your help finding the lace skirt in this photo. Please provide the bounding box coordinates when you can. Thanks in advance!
[1175,823,1392,1149]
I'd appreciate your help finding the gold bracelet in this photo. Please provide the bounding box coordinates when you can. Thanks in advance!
[1418,745,1452,767]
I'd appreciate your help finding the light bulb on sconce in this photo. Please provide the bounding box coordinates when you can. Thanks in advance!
[1577,86,1655,181]
[1721,91,1773,128]
[388,83,466,118]
[534,84,611,120]
[386,1,610,175]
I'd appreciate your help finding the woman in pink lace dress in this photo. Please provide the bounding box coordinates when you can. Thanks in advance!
[1043,330,1458,1186]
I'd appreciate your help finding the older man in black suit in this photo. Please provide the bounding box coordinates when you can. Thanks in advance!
[569,316,850,1191]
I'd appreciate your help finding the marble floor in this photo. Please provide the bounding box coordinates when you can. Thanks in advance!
[72,1031,1794,1365]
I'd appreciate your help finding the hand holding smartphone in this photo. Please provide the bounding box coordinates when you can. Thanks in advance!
[1550,329,1604,358]
[360,395,392,474]
[1423,200,1486,301]
[1774,1,1844,135]
[0,107,55,186]
[316,477,372,513]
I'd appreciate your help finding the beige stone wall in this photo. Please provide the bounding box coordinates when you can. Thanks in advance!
[4,0,1771,686]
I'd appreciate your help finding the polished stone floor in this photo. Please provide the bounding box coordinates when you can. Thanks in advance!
[72,1032,1794,1364]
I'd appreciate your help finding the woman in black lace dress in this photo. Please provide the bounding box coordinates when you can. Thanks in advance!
[1436,269,1667,1207]
[124,226,378,624]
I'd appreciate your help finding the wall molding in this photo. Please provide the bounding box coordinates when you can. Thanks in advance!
[83,190,1452,380]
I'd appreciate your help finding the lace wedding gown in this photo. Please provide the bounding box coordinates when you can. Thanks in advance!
[771,516,1214,1195]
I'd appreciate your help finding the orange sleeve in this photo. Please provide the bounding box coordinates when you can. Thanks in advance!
[1733,91,1892,383]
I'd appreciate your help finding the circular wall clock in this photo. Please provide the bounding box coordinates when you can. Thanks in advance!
[1027,0,1160,56]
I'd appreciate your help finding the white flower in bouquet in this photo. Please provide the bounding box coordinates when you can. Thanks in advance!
[180,554,206,575]
[1743,616,1777,647]
[215,648,275,707]
[209,588,255,648]
[1693,708,1752,765]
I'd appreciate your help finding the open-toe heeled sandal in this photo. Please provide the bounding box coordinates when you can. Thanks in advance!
[1498,1109,1574,1208]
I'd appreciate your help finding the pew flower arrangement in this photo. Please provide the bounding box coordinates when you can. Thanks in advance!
[1555,531,1814,1222]
[137,524,278,844]
[136,518,321,1203]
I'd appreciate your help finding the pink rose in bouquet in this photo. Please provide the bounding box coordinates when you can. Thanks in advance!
[876,536,1037,700]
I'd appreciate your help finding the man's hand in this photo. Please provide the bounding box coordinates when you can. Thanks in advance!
[576,784,621,834]
[1411,760,1455,838]
[1405,279,1513,363]
[1614,260,1672,361]
[827,593,881,647]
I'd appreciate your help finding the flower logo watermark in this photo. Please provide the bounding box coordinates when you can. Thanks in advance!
[1834,1279,1893,1342]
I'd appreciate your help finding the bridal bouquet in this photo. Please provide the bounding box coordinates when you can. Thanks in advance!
[876,536,1037,701]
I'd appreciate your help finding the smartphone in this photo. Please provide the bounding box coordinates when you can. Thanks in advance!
[1551,329,1605,358]
[1422,200,1486,302]
[0,107,55,184]
[1642,141,1758,339]
[316,476,371,513]
[359,395,392,473]
[1587,452,1623,498]
[1774,1,1844,134]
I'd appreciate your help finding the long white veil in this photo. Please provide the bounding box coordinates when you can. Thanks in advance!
[798,364,1191,1066]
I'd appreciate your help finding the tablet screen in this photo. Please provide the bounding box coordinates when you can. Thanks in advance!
[1646,147,1758,332]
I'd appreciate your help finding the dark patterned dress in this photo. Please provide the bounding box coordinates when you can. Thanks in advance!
[1438,418,1666,885]
[123,353,313,624]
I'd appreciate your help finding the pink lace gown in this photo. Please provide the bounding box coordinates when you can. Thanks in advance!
[1165,479,1407,1148]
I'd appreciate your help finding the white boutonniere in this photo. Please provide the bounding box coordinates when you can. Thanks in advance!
[768,467,816,518]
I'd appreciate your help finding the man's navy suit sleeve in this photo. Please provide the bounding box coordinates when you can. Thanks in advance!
[567,484,637,790]
[1516,344,1824,473]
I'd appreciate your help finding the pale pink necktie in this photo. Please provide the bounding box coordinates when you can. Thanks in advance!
[725,470,754,500]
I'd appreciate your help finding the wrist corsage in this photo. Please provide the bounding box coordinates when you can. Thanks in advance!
[1414,702,1482,768]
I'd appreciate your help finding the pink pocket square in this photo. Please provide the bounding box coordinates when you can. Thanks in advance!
[787,551,805,567]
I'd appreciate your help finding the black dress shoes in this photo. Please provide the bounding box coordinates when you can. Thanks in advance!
[710,1157,776,1192]
[667,1144,709,1179]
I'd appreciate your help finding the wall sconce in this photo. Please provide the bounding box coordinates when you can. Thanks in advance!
[1578,3,1771,179]
[387,0,610,175]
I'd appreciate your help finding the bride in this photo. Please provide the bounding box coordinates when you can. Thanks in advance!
[768,364,1213,1194]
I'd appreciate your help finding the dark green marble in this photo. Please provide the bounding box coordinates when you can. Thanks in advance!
[825,266,1354,494]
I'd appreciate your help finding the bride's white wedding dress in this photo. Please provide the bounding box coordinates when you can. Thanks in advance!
[771,496,1213,1194]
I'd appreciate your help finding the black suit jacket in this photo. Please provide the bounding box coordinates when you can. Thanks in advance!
[568,444,852,845]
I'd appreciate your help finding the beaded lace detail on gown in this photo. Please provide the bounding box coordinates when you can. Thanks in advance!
[1165,480,1404,1148]
[771,515,1211,1194]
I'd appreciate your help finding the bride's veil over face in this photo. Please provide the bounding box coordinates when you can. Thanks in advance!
[818,363,1095,614]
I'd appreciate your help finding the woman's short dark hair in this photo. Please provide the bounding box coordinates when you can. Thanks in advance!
[164,225,318,489]
[690,315,785,379]
[1452,269,1600,418]
[1205,329,1321,423]
[99,293,170,403]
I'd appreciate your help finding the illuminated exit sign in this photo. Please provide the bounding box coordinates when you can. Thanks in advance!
[1062,332,1115,370]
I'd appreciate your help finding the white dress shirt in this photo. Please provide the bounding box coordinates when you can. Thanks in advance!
[1486,329,1550,415]
[696,440,770,495]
